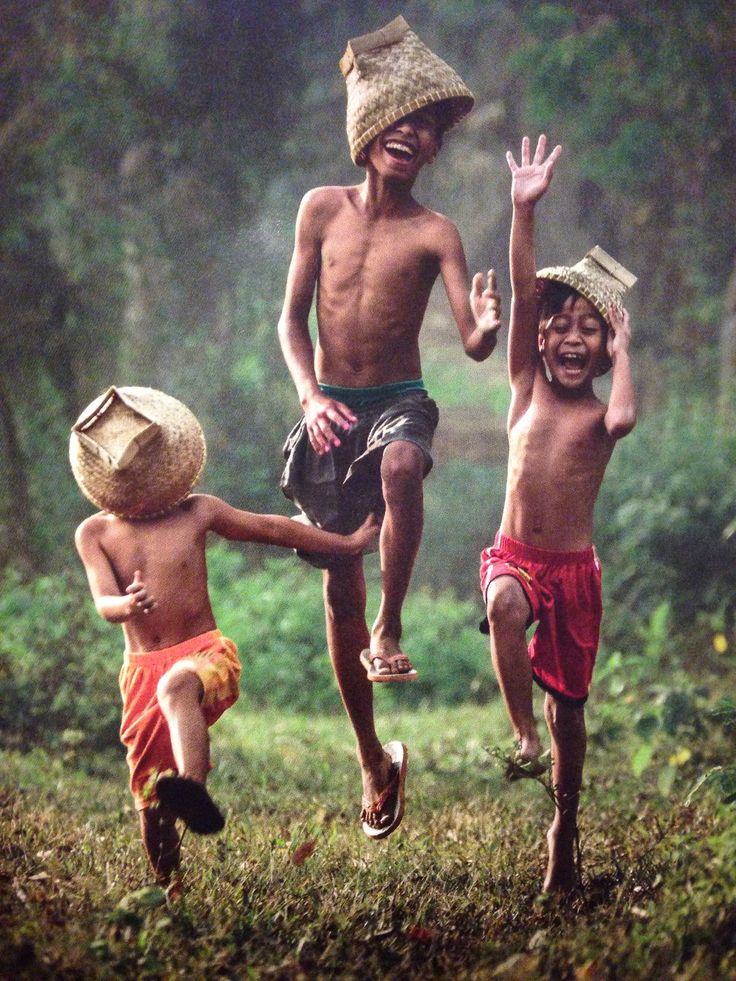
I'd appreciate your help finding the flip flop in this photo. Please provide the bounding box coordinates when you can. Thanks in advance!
[155,775,225,834]
[361,741,408,840]
[359,649,418,683]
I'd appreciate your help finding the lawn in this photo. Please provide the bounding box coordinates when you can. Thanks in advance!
[2,702,735,979]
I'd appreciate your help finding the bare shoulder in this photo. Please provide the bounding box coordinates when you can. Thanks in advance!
[74,511,109,546]
[300,185,354,221]
[422,208,462,250]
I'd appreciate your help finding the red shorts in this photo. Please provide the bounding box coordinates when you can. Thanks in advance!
[480,533,602,705]
[119,629,240,809]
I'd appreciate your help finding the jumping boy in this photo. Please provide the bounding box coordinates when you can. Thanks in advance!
[71,385,379,890]
[481,135,637,892]
[279,16,501,838]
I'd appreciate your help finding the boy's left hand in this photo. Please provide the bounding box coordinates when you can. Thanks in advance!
[607,304,631,362]
[350,512,381,553]
[471,268,502,336]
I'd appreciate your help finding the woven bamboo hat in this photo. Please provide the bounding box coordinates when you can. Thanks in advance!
[340,15,474,166]
[69,386,206,518]
[537,246,637,374]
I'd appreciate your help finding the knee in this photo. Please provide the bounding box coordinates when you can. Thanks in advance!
[380,443,423,503]
[486,578,529,635]
[544,697,585,741]
[156,666,202,711]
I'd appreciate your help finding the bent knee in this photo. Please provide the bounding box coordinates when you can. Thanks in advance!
[486,576,531,632]
[380,442,424,493]
[156,664,203,708]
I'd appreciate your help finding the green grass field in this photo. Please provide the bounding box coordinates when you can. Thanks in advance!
[2,702,736,980]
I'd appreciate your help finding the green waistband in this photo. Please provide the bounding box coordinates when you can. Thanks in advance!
[318,378,427,409]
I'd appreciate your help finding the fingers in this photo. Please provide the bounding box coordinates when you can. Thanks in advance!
[126,572,157,614]
[307,399,357,455]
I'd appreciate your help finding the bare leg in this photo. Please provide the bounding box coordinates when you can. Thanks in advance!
[323,558,393,827]
[543,694,586,893]
[368,440,424,675]
[139,806,180,884]
[486,576,541,761]
[156,665,208,782]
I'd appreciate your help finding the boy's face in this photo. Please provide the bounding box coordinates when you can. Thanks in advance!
[538,294,607,391]
[365,107,441,178]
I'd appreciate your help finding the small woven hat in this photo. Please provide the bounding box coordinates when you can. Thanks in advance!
[340,15,474,166]
[537,246,637,373]
[69,386,206,518]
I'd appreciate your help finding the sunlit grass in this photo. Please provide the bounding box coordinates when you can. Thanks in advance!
[2,705,736,979]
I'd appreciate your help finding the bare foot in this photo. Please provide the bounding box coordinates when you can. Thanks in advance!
[360,636,418,682]
[358,747,395,830]
[516,731,542,764]
[543,822,579,893]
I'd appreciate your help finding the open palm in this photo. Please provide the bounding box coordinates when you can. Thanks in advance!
[507,134,562,208]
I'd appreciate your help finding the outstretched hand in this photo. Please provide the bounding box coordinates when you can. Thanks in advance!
[350,512,381,553]
[470,268,502,337]
[506,135,562,209]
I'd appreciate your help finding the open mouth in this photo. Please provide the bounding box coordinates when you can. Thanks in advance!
[558,352,587,371]
[383,139,417,162]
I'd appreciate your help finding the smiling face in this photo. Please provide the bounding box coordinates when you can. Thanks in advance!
[538,293,607,392]
[364,106,442,178]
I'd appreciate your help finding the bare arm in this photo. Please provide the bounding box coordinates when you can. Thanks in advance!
[203,495,380,555]
[437,219,500,361]
[74,521,156,622]
[277,190,356,455]
[505,135,562,390]
[604,305,637,439]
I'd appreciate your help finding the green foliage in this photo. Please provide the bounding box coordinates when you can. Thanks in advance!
[597,393,736,648]
[0,567,119,750]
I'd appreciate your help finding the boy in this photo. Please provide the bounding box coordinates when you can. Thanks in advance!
[279,16,501,838]
[481,136,637,892]
[70,385,379,890]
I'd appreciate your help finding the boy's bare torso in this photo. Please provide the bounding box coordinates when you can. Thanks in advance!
[501,370,614,551]
[82,499,216,652]
[312,186,447,386]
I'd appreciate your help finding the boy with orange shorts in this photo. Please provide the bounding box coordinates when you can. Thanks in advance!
[481,136,637,892]
[71,386,379,891]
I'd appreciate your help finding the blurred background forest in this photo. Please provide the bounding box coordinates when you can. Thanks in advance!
[1,0,736,746]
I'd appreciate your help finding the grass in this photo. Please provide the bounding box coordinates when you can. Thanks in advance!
[2,702,736,979]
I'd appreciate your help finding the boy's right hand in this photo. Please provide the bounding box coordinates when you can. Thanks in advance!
[304,393,357,455]
[506,134,562,209]
[349,513,381,553]
[125,569,157,616]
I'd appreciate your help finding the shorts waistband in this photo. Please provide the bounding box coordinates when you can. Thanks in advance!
[124,629,222,668]
[318,378,427,408]
[495,532,596,566]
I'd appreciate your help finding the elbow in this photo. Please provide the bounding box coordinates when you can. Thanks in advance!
[606,410,637,440]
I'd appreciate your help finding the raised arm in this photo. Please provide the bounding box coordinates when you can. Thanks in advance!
[506,135,562,388]
[74,520,156,622]
[603,305,637,439]
[203,495,380,556]
[277,189,356,455]
[436,217,500,362]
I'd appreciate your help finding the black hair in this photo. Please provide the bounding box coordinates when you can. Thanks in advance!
[537,280,606,327]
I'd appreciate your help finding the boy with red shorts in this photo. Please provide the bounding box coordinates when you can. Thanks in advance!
[481,136,637,892]
[71,386,378,892]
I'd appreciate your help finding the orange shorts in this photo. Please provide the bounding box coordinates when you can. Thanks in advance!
[119,629,240,809]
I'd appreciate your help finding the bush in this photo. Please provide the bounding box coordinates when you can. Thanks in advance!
[0,567,120,750]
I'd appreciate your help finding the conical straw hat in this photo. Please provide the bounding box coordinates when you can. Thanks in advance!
[69,386,206,518]
[340,15,474,166]
[537,246,637,374]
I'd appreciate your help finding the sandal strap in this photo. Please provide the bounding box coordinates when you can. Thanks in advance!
[360,766,398,816]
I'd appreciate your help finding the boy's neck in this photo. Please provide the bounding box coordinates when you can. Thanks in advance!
[360,168,418,215]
